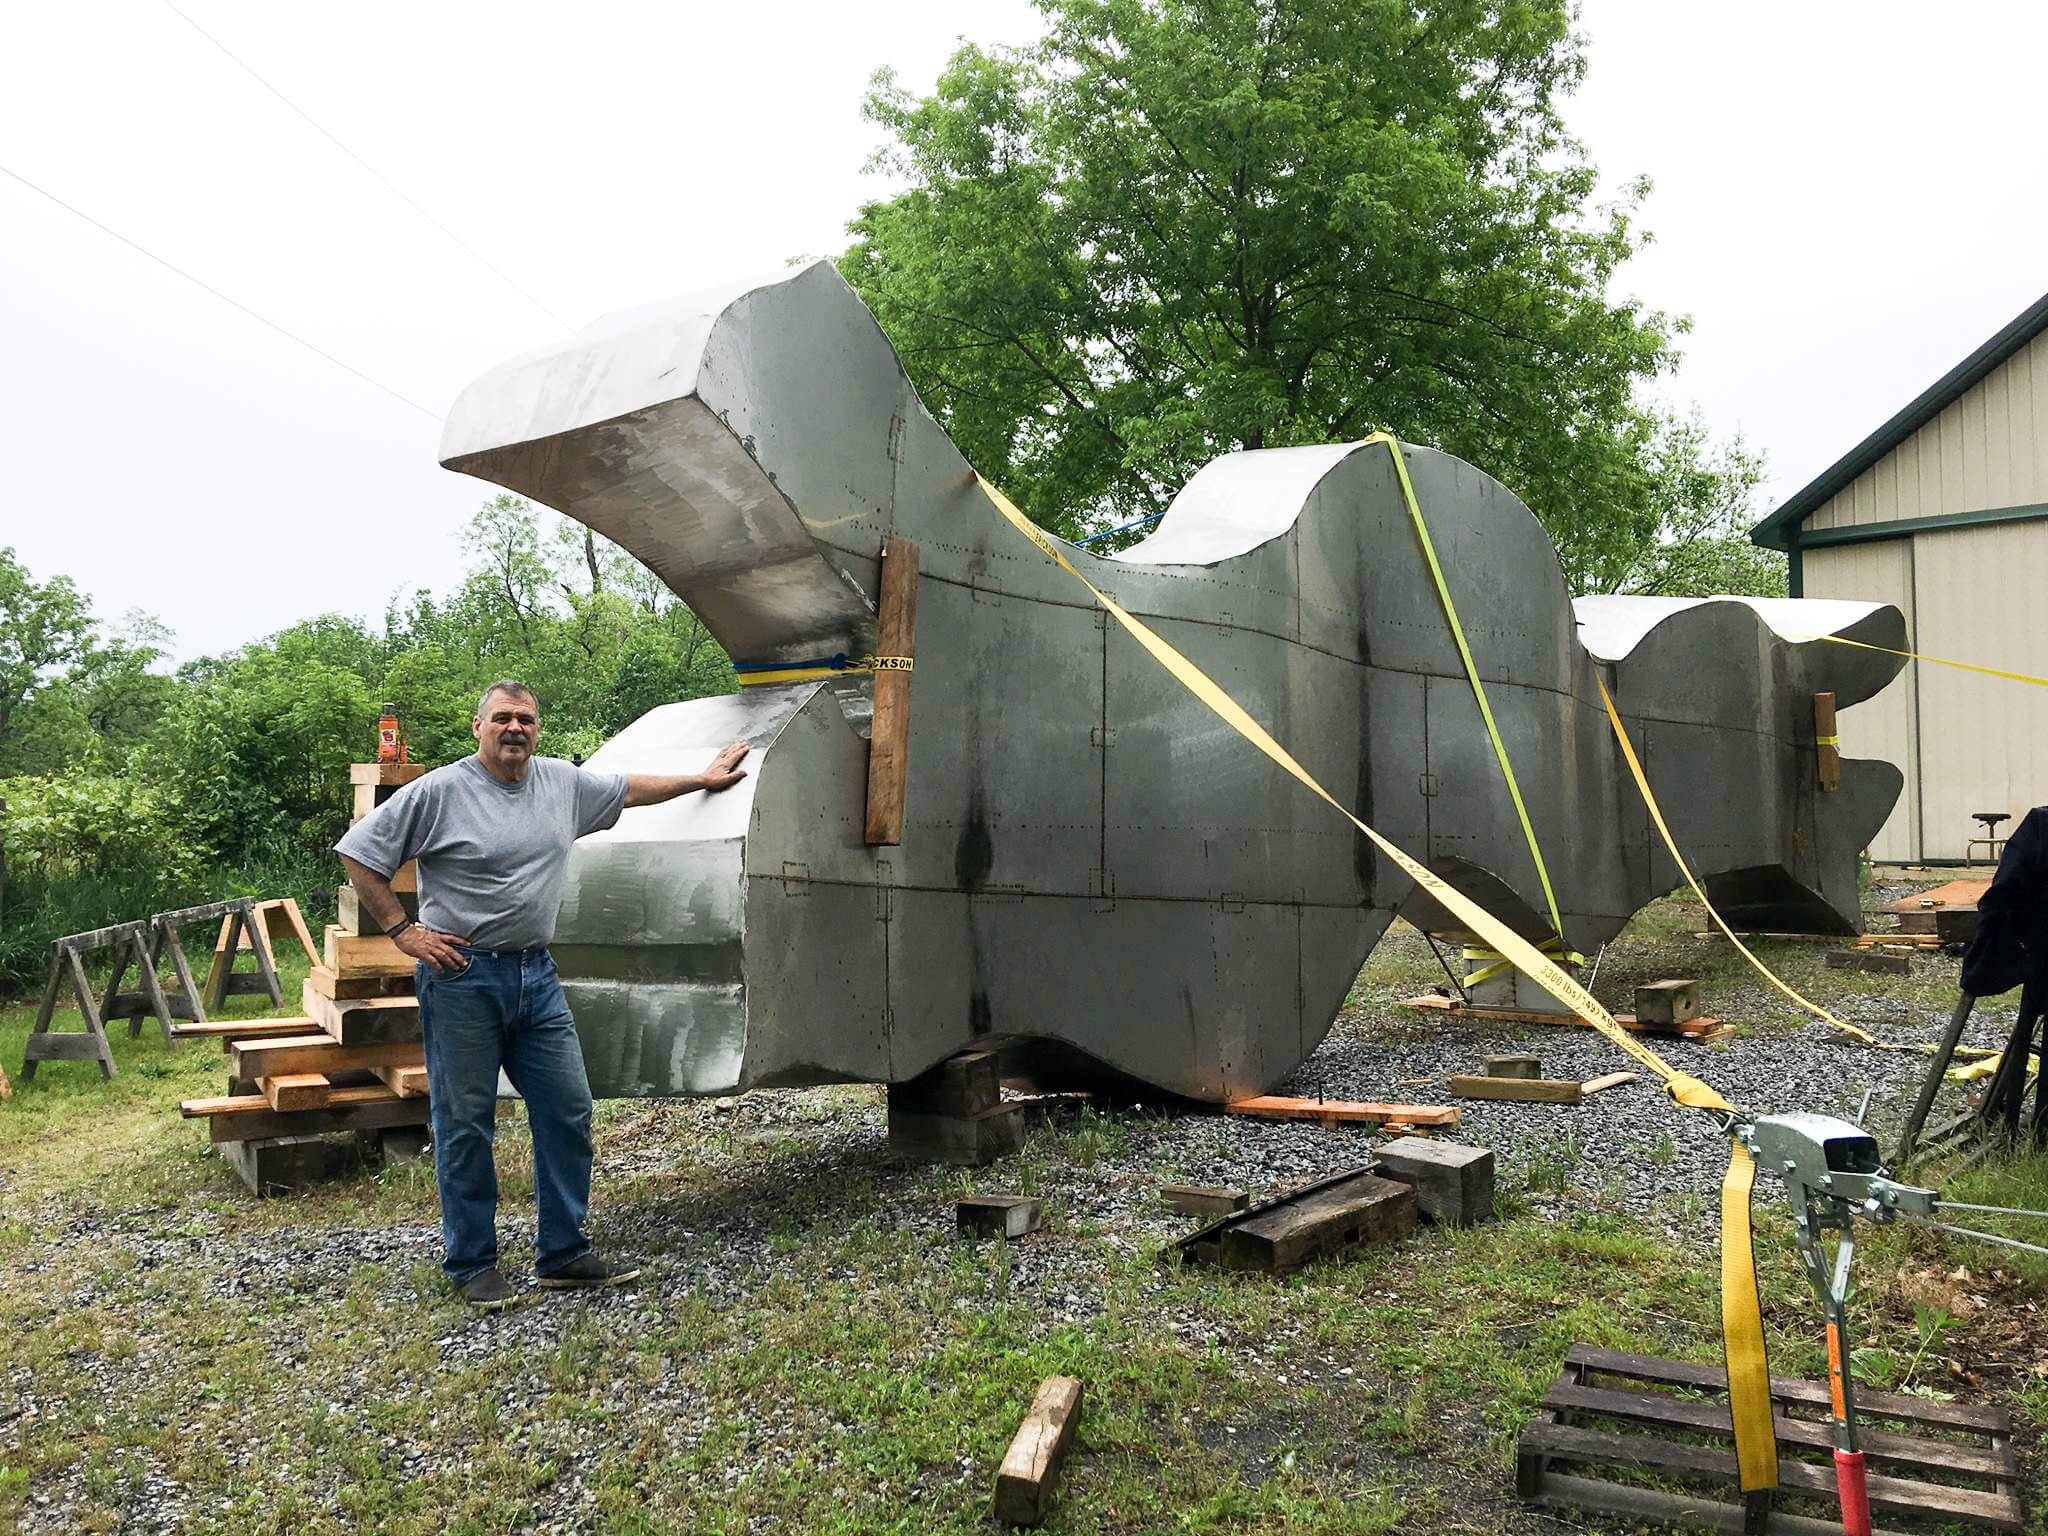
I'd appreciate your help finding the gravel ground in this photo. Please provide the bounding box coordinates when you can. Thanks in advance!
[3,905,2026,1534]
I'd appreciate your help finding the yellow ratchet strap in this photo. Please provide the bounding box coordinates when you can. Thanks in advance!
[735,655,913,687]
[978,472,1776,1494]
[1364,431,1568,940]
[1721,1142,1780,1491]
[1461,938,1584,988]
[1594,675,1896,1051]
[1798,633,2048,690]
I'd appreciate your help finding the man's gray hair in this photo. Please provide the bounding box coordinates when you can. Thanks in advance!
[476,679,539,719]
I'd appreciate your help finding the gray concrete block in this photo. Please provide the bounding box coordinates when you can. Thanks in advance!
[1633,979,1701,1025]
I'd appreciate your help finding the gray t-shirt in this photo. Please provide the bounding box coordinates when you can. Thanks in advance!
[335,756,629,951]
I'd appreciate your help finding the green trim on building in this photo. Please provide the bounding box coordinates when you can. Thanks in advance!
[1794,500,2048,550]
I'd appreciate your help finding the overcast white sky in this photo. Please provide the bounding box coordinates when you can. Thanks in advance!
[4,1,2046,662]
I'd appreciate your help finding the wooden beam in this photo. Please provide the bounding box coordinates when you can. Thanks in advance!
[230,1035,423,1079]
[301,979,420,1045]
[260,1073,332,1112]
[1223,1094,1459,1129]
[305,964,414,1001]
[182,1083,402,1119]
[172,1015,320,1044]
[322,925,412,978]
[1579,1072,1638,1097]
[1814,690,1840,792]
[1449,1075,1584,1105]
[993,1376,1083,1527]
[206,1096,429,1144]
[372,1063,429,1099]
[864,537,920,845]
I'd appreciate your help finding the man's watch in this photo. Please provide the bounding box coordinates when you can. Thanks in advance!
[386,919,416,941]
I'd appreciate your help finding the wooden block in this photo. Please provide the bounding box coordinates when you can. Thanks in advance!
[0,1061,10,1100]
[1215,1172,1415,1274]
[373,1063,430,1098]
[887,1101,1025,1166]
[390,861,417,895]
[1486,1054,1541,1079]
[305,965,415,1001]
[230,1034,423,1079]
[1160,1184,1249,1219]
[1814,690,1839,793]
[323,925,413,979]
[958,1195,1042,1239]
[349,761,428,787]
[302,978,421,1045]
[993,1376,1083,1527]
[221,1133,367,1197]
[336,884,416,936]
[890,1050,1000,1117]
[1632,979,1701,1026]
[261,1073,332,1112]
[1449,1075,1584,1105]
[1826,949,1912,976]
[1223,1095,1459,1128]
[1374,1137,1494,1226]
[1579,1071,1637,1096]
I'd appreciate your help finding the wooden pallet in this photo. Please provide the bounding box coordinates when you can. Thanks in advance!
[1518,1344,2022,1534]
[1398,993,1733,1044]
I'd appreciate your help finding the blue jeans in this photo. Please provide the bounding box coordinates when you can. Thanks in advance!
[416,948,594,1283]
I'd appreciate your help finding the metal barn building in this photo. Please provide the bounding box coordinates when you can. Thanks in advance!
[1750,291,2048,864]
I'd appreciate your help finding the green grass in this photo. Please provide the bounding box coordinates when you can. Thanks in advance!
[1,890,2045,1532]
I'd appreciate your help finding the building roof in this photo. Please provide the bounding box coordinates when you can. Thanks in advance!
[1750,289,2048,551]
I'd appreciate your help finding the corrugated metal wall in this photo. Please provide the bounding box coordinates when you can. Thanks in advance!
[1806,520,2048,860]
[1808,328,2048,530]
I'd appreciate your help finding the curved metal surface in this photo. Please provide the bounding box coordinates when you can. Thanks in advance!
[441,262,1907,1101]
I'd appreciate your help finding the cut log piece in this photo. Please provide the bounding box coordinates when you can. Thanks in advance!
[992,1376,1083,1527]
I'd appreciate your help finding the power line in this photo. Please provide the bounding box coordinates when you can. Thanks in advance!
[157,0,572,330]
[0,159,443,422]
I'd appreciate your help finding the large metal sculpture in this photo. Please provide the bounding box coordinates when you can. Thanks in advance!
[440,262,1907,1103]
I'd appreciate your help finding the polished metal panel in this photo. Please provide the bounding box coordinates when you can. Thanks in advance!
[443,263,1907,1102]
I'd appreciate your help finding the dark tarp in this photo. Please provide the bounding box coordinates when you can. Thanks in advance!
[1961,806,2048,998]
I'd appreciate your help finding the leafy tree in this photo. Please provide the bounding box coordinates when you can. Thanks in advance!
[1575,413,1785,597]
[0,547,94,762]
[841,0,1756,592]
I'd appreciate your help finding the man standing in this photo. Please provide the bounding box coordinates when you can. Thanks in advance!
[337,680,749,1310]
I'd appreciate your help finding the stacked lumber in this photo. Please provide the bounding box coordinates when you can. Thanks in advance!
[179,760,433,1195]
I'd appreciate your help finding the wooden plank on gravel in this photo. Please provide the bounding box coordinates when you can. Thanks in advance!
[260,1073,331,1112]
[1449,1075,1583,1104]
[1398,992,1733,1043]
[230,1035,422,1079]
[992,1376,1083,1527]
[1223,1094,1458,1128]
